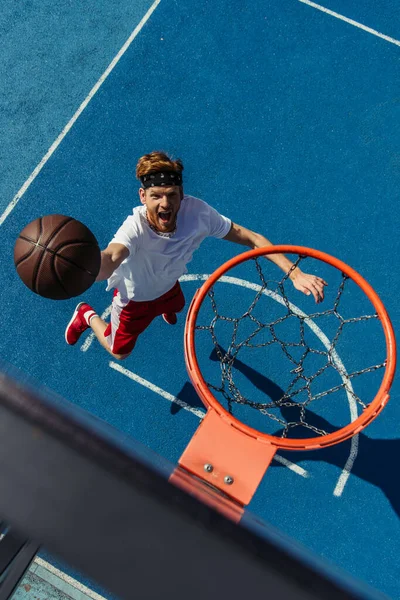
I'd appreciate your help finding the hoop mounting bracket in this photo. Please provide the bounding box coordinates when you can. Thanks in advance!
[175,409,277,507]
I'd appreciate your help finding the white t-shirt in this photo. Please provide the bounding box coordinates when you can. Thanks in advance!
[106,195,231,301]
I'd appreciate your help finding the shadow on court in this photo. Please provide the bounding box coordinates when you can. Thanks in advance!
[172,347,400,519]
[173,382,205,413]
[276,416,400,519]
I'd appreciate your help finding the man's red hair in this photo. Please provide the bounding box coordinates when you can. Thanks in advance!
[136,151,184,180]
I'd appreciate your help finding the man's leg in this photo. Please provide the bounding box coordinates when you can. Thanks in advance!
[65,302,130,360]
[90,315,130,360]
[101,292,156,358]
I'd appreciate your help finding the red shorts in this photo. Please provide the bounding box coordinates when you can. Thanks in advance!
[104,281,185,355]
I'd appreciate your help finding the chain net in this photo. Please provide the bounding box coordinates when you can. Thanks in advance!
[194,256,387,439]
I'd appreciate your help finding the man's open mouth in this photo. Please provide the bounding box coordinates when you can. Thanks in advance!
[158,210,172,224]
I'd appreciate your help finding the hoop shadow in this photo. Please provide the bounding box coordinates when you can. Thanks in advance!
[172,346,400,518]
[276,414,400,519]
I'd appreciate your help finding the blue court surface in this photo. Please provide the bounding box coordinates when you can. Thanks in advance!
[1,0,399,598]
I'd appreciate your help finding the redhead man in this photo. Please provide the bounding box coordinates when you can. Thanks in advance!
[65,151,327,359]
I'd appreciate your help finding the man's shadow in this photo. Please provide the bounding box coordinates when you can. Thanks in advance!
[172,347,400,518]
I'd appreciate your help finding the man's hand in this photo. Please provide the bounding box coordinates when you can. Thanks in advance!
[290,270,328,303]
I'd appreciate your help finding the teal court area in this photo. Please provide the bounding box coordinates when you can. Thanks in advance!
[14,558,106,600]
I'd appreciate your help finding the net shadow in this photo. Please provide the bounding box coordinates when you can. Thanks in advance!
[210,345,340,438]
[275,409,400,519]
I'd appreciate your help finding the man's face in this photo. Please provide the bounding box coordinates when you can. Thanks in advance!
[139,185,183,233]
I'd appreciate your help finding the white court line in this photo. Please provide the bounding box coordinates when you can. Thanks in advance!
[0,0,162,227]
[81,305,112,352]
[333,436,358,497]
[273,454,309,476]
[33,557,107,600]
[299,0,400,47]
[109,360,309,478]
[7,2,161,593]
[109,361,206,419]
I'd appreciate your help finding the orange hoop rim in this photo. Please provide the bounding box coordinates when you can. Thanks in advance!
[184,246,397,450]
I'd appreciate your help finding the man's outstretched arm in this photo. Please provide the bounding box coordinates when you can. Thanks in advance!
[223,222,327,303]
[96,243,129,281]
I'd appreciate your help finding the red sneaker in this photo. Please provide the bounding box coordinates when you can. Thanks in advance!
[162,312,177,325]
[65,302,97,345]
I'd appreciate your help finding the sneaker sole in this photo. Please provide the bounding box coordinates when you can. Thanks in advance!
[65,302,85,345]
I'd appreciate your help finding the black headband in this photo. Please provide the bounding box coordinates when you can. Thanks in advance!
[140,171,183,189]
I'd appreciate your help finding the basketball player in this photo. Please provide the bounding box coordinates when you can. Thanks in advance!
[65,151,327,359]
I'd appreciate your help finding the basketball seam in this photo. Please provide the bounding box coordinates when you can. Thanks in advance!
[32,217,72,294]
[14,241,38,267]
[54,251,99,276]
[18,238,99,276]
[38,215,43,244]
[42,216,74,248]
[52,257,70,299]
[18,237,96,255]
[15,216,43,268]
[51,239,99,276]
[31,217,44,294]
[51,240,98,252]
